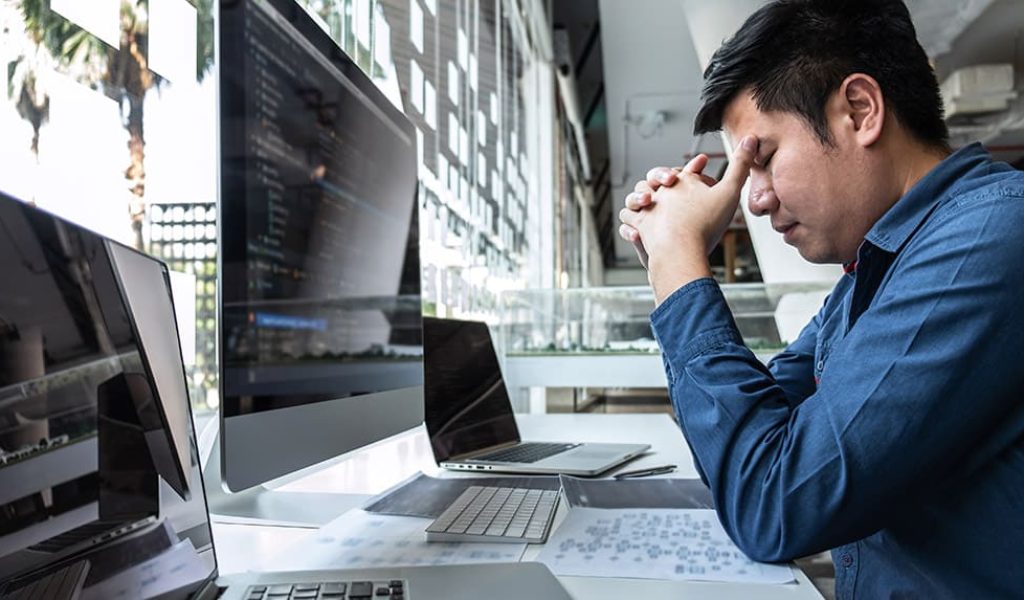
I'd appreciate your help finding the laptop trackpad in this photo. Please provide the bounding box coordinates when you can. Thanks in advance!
[536,445,626,467]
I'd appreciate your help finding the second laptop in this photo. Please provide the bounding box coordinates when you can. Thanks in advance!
[423,317,649,476]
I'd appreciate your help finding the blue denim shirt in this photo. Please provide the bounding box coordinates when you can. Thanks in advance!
[650,144,1024,598]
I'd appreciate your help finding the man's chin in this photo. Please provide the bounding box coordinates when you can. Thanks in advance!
[793,244,836,265]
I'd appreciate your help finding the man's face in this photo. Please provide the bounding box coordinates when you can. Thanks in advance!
[722,92,880,264]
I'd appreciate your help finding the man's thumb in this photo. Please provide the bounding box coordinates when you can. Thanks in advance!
[721,135,758,193]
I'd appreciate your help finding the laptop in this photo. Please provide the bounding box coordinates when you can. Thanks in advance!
[0,193,572,600]
[423,317,650,476]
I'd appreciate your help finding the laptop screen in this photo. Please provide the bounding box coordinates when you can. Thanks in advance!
[0,193,216,597]
[422,317,520,461]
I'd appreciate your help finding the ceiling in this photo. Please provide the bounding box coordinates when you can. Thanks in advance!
[551,0,1024,278]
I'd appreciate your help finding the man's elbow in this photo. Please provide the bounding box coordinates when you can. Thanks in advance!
[723,513,821,564]
[732,535,795,564]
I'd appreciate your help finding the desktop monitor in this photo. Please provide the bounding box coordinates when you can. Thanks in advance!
[217,0,424,492]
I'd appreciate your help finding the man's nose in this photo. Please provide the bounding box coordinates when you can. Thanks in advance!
[747,175,778,217]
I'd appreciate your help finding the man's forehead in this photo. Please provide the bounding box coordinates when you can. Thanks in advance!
[721,92,769,143]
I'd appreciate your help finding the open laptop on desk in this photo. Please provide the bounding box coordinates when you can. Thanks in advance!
[423,317,650,476]
[0,190,195,590]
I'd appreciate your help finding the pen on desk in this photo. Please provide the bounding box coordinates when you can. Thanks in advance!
[613,464,677,480]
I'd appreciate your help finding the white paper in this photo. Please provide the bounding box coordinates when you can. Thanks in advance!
[149,0,197,85]
[51,0,120,49]
[538,509,794,585]
[270,510,526,571]
[81,540,209,600]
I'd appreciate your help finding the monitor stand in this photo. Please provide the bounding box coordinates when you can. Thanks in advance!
[198,418,368,527]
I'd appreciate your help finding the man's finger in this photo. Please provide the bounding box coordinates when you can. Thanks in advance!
[646,166,677,188]
[625,191,652,210]
[633,179,654,193]
[618,206,639,227]
[618,223,639,242]
[678,171,718,188]
[632,239,649,270]
[720,135,759,194]
[617,225,649,268]
[697,173,717,187]
[681,154,709,175]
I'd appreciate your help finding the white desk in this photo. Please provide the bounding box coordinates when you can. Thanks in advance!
[211,414,823,599]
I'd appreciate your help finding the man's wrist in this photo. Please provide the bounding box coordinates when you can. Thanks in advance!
[649,254,713,305]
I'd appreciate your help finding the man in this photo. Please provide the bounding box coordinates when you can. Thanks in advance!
[618,0,1024,597]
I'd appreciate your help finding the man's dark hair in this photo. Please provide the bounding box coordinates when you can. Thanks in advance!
[694,0,949,150]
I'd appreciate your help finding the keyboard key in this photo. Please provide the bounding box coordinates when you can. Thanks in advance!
[350,581,374,598]
[266,584,293,596]
[321,582,347,596]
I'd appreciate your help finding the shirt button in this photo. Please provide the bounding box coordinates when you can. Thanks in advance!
[841,553,854,568]
[816,360,824,371]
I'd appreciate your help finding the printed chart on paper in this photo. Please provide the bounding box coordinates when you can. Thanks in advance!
[537,508,793,584]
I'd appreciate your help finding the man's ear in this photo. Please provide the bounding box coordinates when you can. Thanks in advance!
[838,73,884,147]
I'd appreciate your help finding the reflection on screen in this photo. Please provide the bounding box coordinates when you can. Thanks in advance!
[422,318,520,461]
[0,194,215,597]
[219,0,422,418]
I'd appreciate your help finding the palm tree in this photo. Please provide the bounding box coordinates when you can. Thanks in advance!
[10,0,215,250]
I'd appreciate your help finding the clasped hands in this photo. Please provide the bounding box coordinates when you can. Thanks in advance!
[617,135,759,304]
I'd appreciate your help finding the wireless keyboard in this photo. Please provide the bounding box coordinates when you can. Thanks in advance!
[425,485,560,543]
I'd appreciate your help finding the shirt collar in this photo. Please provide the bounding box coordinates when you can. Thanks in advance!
[864,143,990,254]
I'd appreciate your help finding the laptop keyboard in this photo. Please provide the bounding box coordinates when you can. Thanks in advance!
[244,579,406,600]
[425,485,560,543]
[473,442,578,464]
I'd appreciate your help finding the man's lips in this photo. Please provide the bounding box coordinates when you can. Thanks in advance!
[774,222,800,243]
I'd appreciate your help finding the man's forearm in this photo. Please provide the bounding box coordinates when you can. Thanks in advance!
[649,251,713,305]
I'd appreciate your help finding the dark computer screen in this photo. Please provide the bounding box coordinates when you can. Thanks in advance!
[218,0,423,419]
[422,318,520,461]
[217,0,424,492]
[0,192,216,595]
